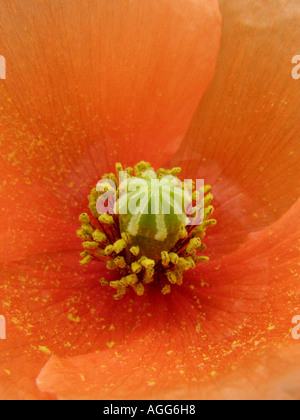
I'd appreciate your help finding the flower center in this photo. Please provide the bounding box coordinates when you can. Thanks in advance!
[77,161,216,299]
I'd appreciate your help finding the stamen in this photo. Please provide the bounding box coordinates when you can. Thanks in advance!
[77,161,216,299]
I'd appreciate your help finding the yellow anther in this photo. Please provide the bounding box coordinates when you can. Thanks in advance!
[83,241,99,250]
[161,251,170,268]
[161,284,171,295]
[134,161,153,176]
[130,246,140,256]
[114,256,127,269]
[186,256,195,269]
[125,167,133,176]
[80,251,90,258]
[205,219,217,227]
[204,185,212,194]
[113,239,127,254]
[118,277,127,287]
[121,232,131,243]
[113,293,125,300]
[117,284,127,295]
[96,249,107,257]
[80,255,92,265]
[146,267,154,278]
[167,270,183,286]
[115,162,123,174]
[204,206,214,219]
[88,188,101,217]
[79,213,90,224]
[195,256,210,263]
[99,214,114,224]
[169,253,179,265]
[199,185,212,194]
[141,258,155,269]
[175,271,183,286]
[178,227,188,239]
[77,223,93,239]
[199,243,207,252]
[104,245,114,256]
[177,257,192,271]
[92,230,107,243]
[171,167,181,176]
[204,193,214,207]
[186,238,201,253]
[131,262,142,274]
[110,280,121,289]
[82,224,93,234]
[135,283,145,296]
[107,260,117,270]
[193,219,217,236]
[143,267,155,284]
[103,173,118,186]
[126,274,139,286]
[100,277,108,286]
[167,271,178,285]
[192,190,198,202]
[156,168,167,179]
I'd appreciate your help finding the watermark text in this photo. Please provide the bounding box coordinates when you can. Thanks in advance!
[96,172,205,226]
[292,316,300,340]
[292,55,300,80]
[0,315,6,340]
[0,55,6,80]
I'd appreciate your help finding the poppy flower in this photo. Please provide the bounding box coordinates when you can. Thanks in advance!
[0,0,300,400]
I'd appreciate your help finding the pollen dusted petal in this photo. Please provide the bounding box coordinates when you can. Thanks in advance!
[36,199,300,399]
[0,0,221,396]
[0,0,221,188]
[1,0,298,402]
[171,0,300,258]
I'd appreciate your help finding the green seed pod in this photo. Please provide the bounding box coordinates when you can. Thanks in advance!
[117,170,190,260]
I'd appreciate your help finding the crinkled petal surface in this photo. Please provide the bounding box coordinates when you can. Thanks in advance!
[0,0,221,263]
[1,0,300,401]
[171,0,300,258]
[37,199,300,399]
[0,0,221,175]
[36,0,300,400]
[0,0,221,399]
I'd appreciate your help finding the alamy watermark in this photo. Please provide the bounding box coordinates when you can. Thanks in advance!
[96,172,205,226]
[292,316,300,340]
[0,55,6,79]
[0,315,6,340]
[292,55,300,80]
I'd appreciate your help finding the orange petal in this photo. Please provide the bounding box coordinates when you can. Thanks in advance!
[0,0,222,263]
[0,0,221,183]
[171,0,300,256]
[36,199,300,400]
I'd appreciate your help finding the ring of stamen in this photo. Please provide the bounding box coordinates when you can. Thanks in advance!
[77,161,216,299]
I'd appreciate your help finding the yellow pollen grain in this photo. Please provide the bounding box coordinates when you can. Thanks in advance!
[161,284,171,295]
[267,325,275,331]
[147,381,156,387]
[130,246,140,256]
[39,346,52,355]
[68,314,80,323]
[106,341,116,349]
